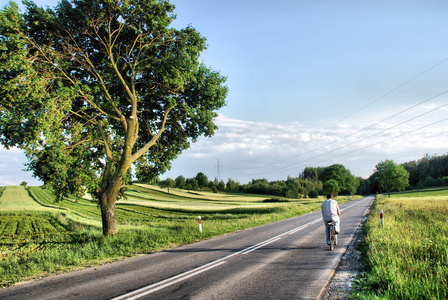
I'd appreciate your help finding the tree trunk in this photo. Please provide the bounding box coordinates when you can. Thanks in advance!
[99,117,137,235]
[100,191,119,235]
[99,171,128,235]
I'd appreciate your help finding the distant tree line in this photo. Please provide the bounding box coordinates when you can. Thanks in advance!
[143,153,448,198]
[362,153,448,195]
[150,164,362,199]
[158,172,226,194]
[401,153,448,189]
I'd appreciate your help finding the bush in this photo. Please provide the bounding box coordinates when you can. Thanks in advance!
[263,198,289,203]
[308,189,319,198]
[285,189,299,199]
[437,177,448,186]
[423,176,438,187]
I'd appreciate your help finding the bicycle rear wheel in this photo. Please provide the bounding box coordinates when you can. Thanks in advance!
[329,224,334,251]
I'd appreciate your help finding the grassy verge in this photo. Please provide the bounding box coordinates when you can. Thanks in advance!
[0,185,358,287]
[353,189,448,299]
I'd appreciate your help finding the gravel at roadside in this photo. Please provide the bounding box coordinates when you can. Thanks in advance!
[321,217,366,300]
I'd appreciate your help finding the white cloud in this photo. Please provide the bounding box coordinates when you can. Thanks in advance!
[1,113,446,186]
[163,114,448,183]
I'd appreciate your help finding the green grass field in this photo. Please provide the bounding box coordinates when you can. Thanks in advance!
[0,186,57,212]
[0,185,357,287]
[5,185,446,297]
[353,188,448,299]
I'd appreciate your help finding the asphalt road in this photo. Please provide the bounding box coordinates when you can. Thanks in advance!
[0,196,373,300]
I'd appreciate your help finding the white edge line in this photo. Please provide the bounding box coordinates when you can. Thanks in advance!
[122,261,227,300]
[113,198,372,299]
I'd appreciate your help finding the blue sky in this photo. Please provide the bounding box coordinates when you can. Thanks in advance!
[1,0,448,185]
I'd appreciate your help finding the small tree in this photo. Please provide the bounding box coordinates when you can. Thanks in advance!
[374,160,409,197]
[323,179,339,196]
[345,175,360,197]
[175,176,186,189]
[226,178,239,191]
[285,188,299,199]
[186,178,199,191]
[20,181,27,187]
[423,176,438,187]
[217,180,226,192]
[195,172,209,189]
[160,178,175,194]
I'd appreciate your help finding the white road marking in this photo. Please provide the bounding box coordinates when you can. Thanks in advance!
[112,197,372,299]
[112,261,227,300]
[241,237,281,254]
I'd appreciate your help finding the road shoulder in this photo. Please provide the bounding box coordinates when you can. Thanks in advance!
[321,215,366,300]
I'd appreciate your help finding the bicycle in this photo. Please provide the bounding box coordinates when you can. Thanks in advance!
[327,220,337,251]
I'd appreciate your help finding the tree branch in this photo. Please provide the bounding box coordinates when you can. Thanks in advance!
[61,27,124,123]
[97,123,113,160]
[130,104,176,163]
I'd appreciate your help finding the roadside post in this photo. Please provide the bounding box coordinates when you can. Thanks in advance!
[380,209,384,228]
[198,216,202,233]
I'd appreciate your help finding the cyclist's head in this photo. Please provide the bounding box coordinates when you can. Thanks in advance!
[326,193,333,199]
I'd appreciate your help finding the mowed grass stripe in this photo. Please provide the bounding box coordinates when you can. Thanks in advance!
[0,184,353,287]
[133,184,269,202]
[0,186,53,212]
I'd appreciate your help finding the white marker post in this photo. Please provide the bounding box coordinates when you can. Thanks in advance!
[380,209,384,228]
[198,216,202,233]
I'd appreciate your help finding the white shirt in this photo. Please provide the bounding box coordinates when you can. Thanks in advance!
[322,199,340,222]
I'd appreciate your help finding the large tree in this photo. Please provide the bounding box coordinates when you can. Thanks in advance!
[0,0,227,235]
[374,160,409,197]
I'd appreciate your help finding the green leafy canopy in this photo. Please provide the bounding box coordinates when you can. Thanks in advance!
[0,0,228,202]
[374,160,409,197]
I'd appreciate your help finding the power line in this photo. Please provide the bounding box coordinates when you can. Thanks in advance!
[225,87,448,173]
[324,56,448,129]
[304,116,448,170]
[223,57,448,172]
[220,57,448,179]
[245,116,448,177]
[313,89,448,151]
[231,99,448,177]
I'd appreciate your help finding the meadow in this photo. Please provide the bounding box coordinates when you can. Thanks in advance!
[353,188,448,299]
[0,184,356,287]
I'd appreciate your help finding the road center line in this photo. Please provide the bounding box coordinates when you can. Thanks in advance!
[112,261,227,300]
[241,237,281,254]
[113,198,370,299]
[113,218,321,299]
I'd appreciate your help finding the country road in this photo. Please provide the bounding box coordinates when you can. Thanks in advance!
[0,196,373,300]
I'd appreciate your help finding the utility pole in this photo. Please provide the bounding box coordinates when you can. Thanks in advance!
[216,159,223,182]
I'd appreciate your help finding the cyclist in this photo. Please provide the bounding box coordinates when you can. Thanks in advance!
[321,193,340,245]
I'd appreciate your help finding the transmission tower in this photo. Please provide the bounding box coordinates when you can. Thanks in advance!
[216,159,223,182]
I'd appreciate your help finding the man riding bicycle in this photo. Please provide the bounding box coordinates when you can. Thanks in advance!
[321,193,340,245]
